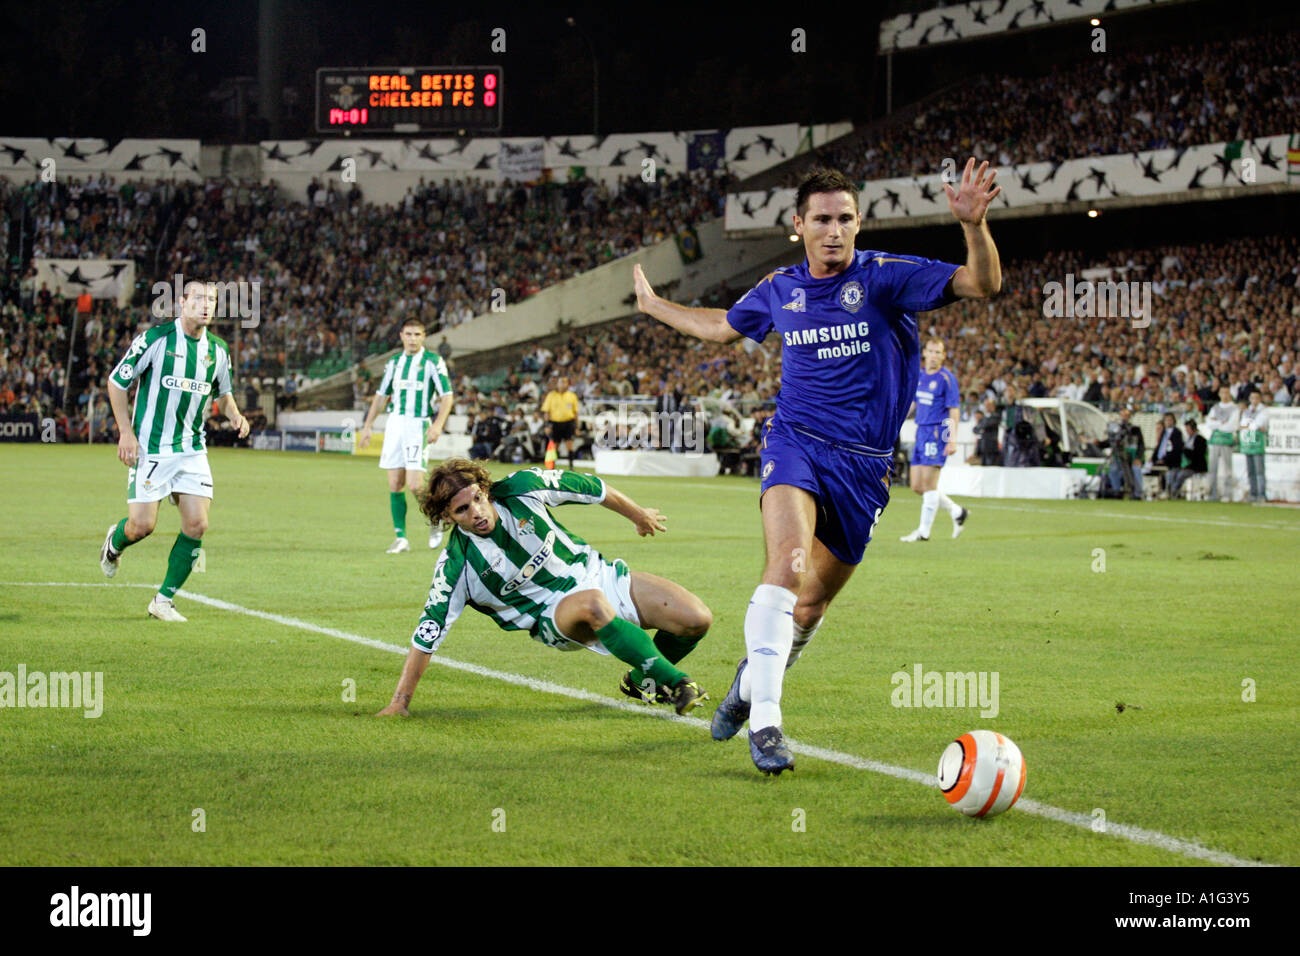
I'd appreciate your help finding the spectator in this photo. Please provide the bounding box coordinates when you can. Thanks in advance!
[1150,411,1184,496]
[1205,387,1240,502]
[1239,389,1270,503]
[973,397,1001,465]
[1168,420,1209,497]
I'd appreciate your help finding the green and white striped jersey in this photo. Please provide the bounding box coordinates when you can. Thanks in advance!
[378,349,451,419]
[411,468,609,653]
[109,320,233,456]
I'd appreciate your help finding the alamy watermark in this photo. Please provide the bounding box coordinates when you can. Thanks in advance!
[592,405,708,455]
[890,663,999,718]
[1,665,103,718]
[1042,273,1152,329]
[151,274,261,328]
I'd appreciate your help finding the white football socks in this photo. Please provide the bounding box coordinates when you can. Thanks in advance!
[918,490,940,537]
[744,583,797,731]
[786,616,822,668]
[936,491,961,518]
[740,614,823,701]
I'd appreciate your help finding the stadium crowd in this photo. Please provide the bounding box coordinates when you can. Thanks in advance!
[803,30,1300,183]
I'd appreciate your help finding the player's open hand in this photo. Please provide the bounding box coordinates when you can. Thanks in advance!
[426,424,442,445]
[634,507,667,537]
[358,425,372,449]
[117,432,139,467]
[234,414,250,439]
[944,158,1001,225]
[633,264,657,314]
[375,701,410,717]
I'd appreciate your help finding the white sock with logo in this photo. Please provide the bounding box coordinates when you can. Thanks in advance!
[744,583,797,731]
[936,491,961,518]
[739,614,822,701]
[919,491,940,537]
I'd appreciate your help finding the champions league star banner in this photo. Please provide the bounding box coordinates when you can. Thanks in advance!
[255,123,850,180]
[879,0,1185,52]
[725,134,1296,231]
[0,138,200,176]
[33,259,136,308]
[497,138,545,183]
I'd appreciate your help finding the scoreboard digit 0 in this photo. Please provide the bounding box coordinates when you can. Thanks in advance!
[316,67,503,133]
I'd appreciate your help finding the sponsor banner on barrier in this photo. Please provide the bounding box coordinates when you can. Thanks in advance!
[250,430,283,451]
[1267,407,1300,454]
[283,428,318,452]
[0,413,41,442]
[318,430,353,454]
[354,430,383,457]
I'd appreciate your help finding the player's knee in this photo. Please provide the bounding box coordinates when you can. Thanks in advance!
[182,517,208,538]
[581,592,615,627]
[793,602,826,629]
[681,602,713,638]
[126,515,155,538]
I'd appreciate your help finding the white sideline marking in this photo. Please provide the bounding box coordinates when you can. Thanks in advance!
[3,580,1279,867]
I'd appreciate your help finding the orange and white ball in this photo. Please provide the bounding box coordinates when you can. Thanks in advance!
[938,730,1027,818]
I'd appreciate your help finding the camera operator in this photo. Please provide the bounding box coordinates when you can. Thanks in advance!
[1105,406,1145,499]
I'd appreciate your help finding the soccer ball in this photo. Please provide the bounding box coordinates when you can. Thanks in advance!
[937,730,1027,818]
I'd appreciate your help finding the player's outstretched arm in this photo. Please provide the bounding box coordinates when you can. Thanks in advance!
[376,647,432,716]
[945,158,1002,299]
[601,483,667,537]
[633,264,741,344]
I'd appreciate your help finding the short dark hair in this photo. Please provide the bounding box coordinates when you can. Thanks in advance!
[796,169,859,218]
[401,317,425,332]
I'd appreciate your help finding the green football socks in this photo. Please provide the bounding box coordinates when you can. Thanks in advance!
[595,618,686,688]
[109,517,135,553]
[159,532,203,600]
[390,491,408,537]
[653,629,702,665]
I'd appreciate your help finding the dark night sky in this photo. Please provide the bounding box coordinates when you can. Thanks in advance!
[0,0,883,140]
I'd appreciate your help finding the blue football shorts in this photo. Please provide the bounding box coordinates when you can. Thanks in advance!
[910,422,950,467]
[758,416,893,565]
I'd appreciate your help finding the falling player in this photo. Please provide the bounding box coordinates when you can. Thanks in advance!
[376,460,711,717]
[900,337,968,541]
[358,318,454,553]
[98,281,250,621]
[633,162,1001,773]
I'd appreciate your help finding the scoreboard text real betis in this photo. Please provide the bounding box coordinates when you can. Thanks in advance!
[316,67,503,133]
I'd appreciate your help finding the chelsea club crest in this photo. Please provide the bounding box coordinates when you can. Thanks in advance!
[838,281,865,313]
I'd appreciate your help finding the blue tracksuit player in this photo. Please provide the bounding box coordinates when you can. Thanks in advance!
[632,164,1003,774]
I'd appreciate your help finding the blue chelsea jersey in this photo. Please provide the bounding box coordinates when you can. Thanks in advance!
[916,367,960,426]
[726,249,960,449]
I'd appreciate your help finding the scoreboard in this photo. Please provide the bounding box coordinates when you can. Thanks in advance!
[316,67,503,133]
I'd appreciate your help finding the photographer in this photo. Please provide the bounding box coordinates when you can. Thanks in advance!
[1105,406,1145,499]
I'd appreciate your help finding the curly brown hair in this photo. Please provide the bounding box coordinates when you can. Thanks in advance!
[418,458,493,526]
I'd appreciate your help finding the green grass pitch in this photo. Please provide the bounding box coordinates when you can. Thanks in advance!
[0,444,1295,866]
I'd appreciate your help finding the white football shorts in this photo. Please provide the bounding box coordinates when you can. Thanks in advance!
[534,558,640,654]
[127,451,213,503]
[379,414,428,471]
